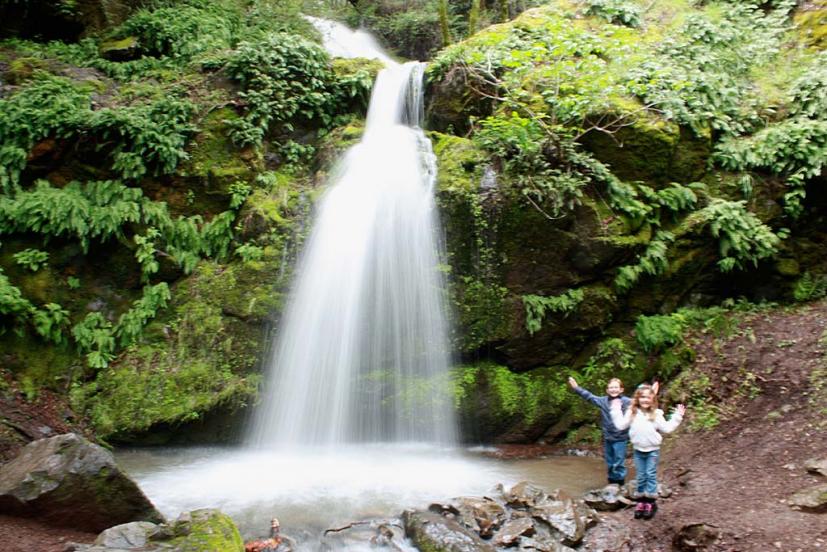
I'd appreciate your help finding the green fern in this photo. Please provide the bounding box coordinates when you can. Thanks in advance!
[522,289,585,335]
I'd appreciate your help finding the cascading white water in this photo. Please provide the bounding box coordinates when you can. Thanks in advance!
[247,22,456,447]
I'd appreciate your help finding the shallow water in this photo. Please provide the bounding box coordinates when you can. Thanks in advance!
[117,444,603,545]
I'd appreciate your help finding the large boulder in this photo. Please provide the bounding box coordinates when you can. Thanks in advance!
[0,433,163,531]
[69,509,244,552]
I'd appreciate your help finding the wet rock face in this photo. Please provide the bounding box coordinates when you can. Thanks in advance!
[69,509,245,552]
[0,433,163,532]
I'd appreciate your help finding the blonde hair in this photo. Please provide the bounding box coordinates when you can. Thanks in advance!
[631,384,658,421]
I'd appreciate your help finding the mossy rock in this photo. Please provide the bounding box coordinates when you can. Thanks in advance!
[453,361,571,443]
[180,107,262,195]
[315,121,365,171]
[4,57,49,84]
[795,1,827,50]
[580,111,710,185]
[73,256,287,441]
[99,36,140,61]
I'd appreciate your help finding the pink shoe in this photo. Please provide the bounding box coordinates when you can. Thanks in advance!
[634,501,646,519]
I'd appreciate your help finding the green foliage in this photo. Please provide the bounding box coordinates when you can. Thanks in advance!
[0,268,35,332]
[32,303,70,345]
[72,313,116,370]
[117,2,240,59]
[635,313,687,353]
[224,32,335,147]
[715,119,827,218]
[584,0,641,28]
[114,283,171,348]
[582,337,639,382]
[13,248,49,271]
[615,231,675,292]
[0,74,195,190]
[691,199,781,272]
[235,243,264,262]
[134,228,161,282]
[793,272,827,303]
[0,74,89,192]
[522,288,584,335]
[626,1,792,136]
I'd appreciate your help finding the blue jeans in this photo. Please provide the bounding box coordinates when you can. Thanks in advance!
[603,439,627,484]
[633,449,660,498]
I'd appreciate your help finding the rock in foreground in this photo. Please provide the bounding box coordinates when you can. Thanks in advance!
[0,433,163,531]
[69,509,244,551]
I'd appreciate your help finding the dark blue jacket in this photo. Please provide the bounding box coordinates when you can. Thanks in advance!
[574,386,631,442]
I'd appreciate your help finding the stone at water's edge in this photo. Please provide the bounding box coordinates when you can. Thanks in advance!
[69,509,245,552]
[805,457,827,477]
[0,433,164,531]
[788,483,827,513]
[582,484,634,511]
[402,509,497,552]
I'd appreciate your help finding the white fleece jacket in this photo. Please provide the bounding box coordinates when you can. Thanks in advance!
[610,405,683,452]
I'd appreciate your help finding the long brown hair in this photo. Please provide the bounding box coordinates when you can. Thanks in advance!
[631,384,658,421]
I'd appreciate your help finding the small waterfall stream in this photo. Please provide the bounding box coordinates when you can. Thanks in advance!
[247,22,455,447]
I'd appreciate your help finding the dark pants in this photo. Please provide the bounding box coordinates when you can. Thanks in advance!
[603,439,627,484]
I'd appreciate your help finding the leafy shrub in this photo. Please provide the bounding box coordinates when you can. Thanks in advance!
[13,248,49,271]
[584,0,641,28]
[635,313,687,353]
[691,199,781,272]
[522,288,584,335]
[117,3,239,59]
[615,231,675,292]
[793,272,827,302]
[373,7,445,60]
[224,32,335,147]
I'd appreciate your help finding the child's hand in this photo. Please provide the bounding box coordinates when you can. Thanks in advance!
[568,377,578,390]
[676,404,686,416]
[652,381,660,395]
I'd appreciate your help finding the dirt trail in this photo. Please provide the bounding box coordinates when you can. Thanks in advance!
[613,300,827,551]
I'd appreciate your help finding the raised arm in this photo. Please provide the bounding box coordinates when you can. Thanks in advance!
[609,399,631,430]
[655,404,685,434]
[568,377,601,406]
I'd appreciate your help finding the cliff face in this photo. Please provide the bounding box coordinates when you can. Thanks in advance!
[1,0,825,446]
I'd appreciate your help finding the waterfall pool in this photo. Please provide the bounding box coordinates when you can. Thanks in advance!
[116,445,603,546]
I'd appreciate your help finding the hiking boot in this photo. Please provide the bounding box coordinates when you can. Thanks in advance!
[634,501,646,519]
[643,501,657,520]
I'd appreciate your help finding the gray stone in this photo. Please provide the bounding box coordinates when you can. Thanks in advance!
[0,433,164,532]
[503,481,550,508]
[578,516,632,551]
[492,517,535,546]
[582,485,633,511]
[788,483,827,513]
[448,496,508,538]
[805,457,827,477]
[672,523,719,551]
[531,496,595,547]
[402,510,496,552]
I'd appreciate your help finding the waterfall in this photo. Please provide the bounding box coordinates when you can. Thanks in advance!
[247,20,456,447]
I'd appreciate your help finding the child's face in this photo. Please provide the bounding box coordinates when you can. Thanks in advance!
[638,390,653,409]
[606,381,623,397]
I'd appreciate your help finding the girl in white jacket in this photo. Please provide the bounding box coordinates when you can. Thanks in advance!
[610,384,686,519]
